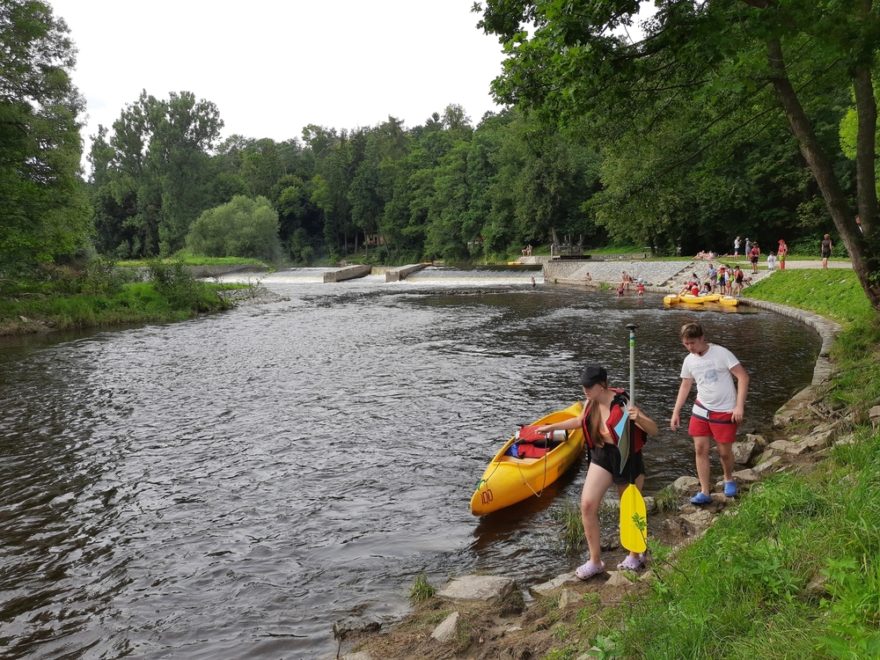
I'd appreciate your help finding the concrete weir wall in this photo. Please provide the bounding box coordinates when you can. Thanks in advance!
[385,264,427,282]
[323,264,372,283]
[543,259,691,287]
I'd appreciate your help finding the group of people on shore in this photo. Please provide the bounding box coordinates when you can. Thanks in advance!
[678,262,747,297]
[538,321,748,579]
[733,233,839,271]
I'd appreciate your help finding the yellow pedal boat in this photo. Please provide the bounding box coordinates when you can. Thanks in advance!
[663,293,738,307]
[470,402,585,516]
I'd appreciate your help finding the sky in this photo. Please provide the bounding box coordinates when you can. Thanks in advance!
[48,0,507,155]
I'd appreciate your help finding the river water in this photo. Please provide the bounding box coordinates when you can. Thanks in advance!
[0,268,820,658]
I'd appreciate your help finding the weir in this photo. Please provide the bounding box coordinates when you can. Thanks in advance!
[385,263,428,282]
[322,264,371,283]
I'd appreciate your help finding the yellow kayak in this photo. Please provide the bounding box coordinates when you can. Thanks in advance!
[470,402,585,516]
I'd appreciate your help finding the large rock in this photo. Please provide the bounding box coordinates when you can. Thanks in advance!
[869,405,880,427]
[773,388,815,427]
[431,611,460,642]
[733,440,757,465]
[558,588,576,609]
[439,575,516,602]
[681,509,716,534]
[746,433,768,448]
[732,468,760,484]
[768,439,797,453]
[604,571,634,587]
[672,476,700,494]
[530,572,579,597]
[801,429,835,451]
[753,455,783,475]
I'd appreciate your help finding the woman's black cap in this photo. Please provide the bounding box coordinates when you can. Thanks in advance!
[580,365,607,388]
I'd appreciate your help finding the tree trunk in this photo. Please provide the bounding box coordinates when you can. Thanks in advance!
[853,64,877,236]
[767,38,880,310]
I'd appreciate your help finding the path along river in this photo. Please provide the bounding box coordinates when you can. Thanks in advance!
[0,267,820,658]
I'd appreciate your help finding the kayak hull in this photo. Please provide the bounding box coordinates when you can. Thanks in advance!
[470,402,585,516]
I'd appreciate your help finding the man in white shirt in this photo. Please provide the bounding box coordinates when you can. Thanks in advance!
[670,322,749,504]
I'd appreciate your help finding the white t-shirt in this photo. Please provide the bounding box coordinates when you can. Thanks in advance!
[680,343,740,412]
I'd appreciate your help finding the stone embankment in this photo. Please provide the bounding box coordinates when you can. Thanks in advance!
[542,258,774,292]
[337,299,873,660]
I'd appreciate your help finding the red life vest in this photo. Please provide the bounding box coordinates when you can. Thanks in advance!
[581,388,647,454]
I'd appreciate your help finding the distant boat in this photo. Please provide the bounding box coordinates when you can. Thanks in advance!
[663,293,738,307]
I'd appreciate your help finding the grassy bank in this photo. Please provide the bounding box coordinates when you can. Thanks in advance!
[546,270,880,658]
[115,254,269,268]
[0,261,238,335]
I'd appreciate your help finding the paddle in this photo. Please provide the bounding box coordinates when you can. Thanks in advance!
[620,323,648,554]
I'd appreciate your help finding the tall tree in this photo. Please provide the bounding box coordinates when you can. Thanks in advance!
[0,0,90,275]
[89,91,223,257]
[479,0,880,309]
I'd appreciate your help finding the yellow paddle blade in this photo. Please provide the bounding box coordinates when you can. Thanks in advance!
[620,484,648,553]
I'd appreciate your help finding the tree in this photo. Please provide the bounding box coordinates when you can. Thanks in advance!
[186,195,281,261]
[89,91,223,257]
[478,0,880,309]
[0,0,91,275]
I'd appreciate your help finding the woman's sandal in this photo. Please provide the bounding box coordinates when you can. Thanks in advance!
[575,560,606,580]
[616,554,645,571]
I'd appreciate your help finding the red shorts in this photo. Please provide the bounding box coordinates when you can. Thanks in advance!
[688,403,737,443]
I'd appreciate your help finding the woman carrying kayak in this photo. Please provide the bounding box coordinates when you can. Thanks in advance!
[537,365,658,579]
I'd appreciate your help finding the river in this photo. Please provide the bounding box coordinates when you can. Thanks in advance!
[0,267,820,658]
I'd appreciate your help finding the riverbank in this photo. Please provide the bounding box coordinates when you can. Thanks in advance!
[342,270,880,659]
[0,262,249,337]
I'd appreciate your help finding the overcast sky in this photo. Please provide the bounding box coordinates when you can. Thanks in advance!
[48,0,507,154]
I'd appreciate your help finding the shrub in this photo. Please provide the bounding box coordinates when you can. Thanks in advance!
[187,195,282,261]
[148,260,224,312]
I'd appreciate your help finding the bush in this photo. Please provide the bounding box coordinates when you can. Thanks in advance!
[81,257,132,295]
[187,195,282,261]
[148,260,223,312]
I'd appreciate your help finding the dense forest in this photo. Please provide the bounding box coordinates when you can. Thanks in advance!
[2,0,879,307]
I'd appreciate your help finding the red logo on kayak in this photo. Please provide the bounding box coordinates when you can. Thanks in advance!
[481,490,494,504]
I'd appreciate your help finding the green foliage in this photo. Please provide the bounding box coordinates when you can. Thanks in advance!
[147,260,224,312]
[0,274,230,332]
[409,573,436,603]
[89,90,224,258]
[0,0,92,275]
[186,195,282,261]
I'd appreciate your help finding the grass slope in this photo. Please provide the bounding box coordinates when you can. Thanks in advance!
[551,270,880,659]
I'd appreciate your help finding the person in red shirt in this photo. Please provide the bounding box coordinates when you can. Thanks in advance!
[748,243,761,274]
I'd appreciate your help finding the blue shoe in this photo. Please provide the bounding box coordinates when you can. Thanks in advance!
[690,492,712,505]
[724,481,738,497]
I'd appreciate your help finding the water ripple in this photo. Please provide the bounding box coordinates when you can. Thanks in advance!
[0,282,819,657]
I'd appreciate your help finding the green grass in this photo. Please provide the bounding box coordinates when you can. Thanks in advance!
[117,254,269,268]
[616,437,880,658]
[0,281,231,332]
[549,269,880,659]
[743,269,874,325]
[409,573,436,603]
[0,260,235,334]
